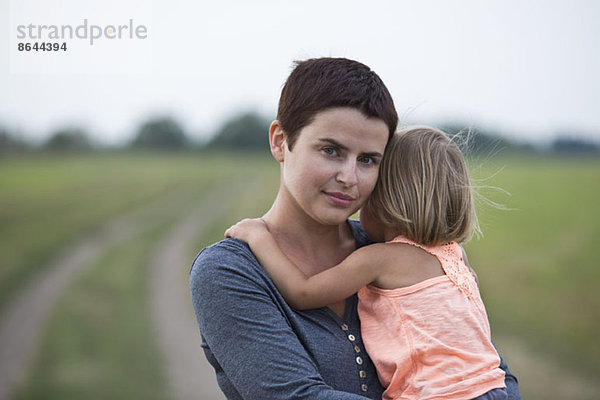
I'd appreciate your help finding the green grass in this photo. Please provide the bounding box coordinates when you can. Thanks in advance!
[192,165,280,253]
[0,152,241,308]
[464,155,600,376]
[18,225,170,400]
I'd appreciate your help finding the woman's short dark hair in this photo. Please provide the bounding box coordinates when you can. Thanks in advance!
[277,58,398,150]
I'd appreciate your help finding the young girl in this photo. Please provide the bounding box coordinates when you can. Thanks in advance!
[225,126,507,400]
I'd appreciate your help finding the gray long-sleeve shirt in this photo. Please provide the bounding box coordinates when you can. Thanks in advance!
[190,220,520,399]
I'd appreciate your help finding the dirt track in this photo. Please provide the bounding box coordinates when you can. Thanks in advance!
[148,183,237,400]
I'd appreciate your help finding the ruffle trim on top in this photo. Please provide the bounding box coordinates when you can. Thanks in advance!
[388,236,478,299]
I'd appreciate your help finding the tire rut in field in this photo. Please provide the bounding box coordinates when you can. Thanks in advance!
[0,186,193,400]
[148,177,260,400]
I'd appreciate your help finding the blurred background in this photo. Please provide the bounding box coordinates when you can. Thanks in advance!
[1,1,599,399]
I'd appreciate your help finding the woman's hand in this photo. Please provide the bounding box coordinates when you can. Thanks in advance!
[224,218,269,245]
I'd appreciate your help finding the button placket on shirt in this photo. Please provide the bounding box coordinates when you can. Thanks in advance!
[341,323,367,391]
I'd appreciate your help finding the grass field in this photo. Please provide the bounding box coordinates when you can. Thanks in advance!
[2,152,598,399]
[464,155,600,377]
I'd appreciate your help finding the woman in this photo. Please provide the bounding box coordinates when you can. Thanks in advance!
[190,57,520,399]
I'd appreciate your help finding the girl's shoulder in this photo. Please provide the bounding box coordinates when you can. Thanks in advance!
[382,236,478,296]
[368,240,446,290]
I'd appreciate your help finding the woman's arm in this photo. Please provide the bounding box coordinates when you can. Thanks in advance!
[190,241,374,399]
[225,218,381,310]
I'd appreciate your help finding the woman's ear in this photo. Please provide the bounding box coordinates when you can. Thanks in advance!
[269,120,286,162]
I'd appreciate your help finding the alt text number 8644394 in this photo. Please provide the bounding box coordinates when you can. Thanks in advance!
[17,42,67,51]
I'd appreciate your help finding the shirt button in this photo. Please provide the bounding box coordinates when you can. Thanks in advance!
[347,334,356,342]
[356,356,363,365]
[361,384,368,392]
[354,345,361,353]
[359,370,366,378]
[341,323,349,331]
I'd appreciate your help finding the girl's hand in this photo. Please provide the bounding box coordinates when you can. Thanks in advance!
[224,218,269,245]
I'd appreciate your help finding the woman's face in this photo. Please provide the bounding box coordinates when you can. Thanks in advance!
[276,107,389,226]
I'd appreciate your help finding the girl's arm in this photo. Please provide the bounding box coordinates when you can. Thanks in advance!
[225,218,382,310]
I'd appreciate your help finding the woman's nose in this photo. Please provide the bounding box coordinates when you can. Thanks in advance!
[336,160,358,186]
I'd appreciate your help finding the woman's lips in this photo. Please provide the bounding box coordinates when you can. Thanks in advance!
[324,191,355,207]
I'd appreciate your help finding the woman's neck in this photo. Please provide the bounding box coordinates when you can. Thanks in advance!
[262,193,356,277]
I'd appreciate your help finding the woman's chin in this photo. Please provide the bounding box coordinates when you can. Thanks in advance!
[313,208,356,226]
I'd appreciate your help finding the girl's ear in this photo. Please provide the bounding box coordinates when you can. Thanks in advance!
[269,120,286,162]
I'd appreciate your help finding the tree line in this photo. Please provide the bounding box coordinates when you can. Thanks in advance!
[1,111,598,156]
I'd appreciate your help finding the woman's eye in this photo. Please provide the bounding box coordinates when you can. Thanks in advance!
[323,147,337,156]
[359,156,375,165]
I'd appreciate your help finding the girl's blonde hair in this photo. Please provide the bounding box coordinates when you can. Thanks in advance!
[365,126,481,246]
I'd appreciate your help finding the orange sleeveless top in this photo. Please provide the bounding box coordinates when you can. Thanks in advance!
[357,236,505,400]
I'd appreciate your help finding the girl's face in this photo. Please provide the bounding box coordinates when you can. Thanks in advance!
[275,107,388,227]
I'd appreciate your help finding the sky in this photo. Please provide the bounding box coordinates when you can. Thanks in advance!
[1,0,599,146]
